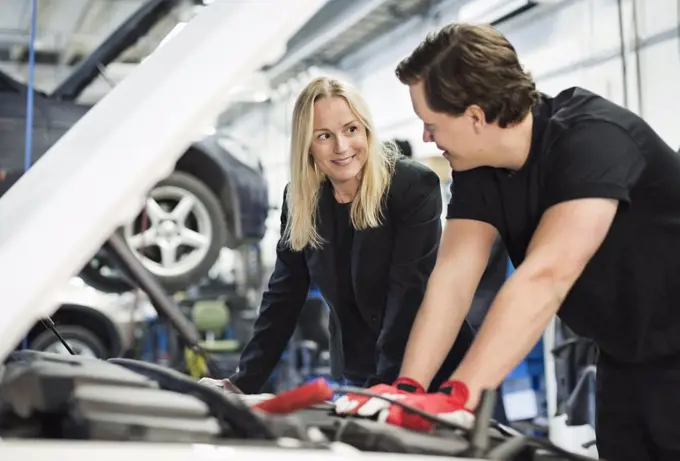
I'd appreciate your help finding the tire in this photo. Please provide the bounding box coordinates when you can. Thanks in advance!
[29,325,108,359]
[121,171,228,293]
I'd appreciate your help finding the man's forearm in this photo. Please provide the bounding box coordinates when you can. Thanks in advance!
[451,265,564,408]
[399,268,474,389]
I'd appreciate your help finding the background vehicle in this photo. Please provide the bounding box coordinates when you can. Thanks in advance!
[23,278,157,359]
[0,0,269,295]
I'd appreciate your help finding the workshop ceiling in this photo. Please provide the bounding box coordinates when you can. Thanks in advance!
[265,0,434,87]
[0,0,438,110]
[219,0,436,127]
[0,0,186,65]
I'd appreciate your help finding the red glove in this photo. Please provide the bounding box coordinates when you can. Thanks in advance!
[379,380,475,431]
[334,377,424,417]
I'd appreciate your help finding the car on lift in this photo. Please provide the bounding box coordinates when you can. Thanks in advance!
[0,0,269,296]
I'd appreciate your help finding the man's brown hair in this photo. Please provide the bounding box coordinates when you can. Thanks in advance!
[396,23,539,128]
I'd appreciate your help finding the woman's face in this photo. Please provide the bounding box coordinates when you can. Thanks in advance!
[310,96,368,190]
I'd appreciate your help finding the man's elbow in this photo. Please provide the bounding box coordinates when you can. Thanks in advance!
[521,257,587,305]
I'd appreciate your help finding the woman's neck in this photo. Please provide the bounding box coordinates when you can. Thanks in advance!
[331,178,359,203]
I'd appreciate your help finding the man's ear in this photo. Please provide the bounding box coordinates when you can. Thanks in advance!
[465,105,486,134]
[465,105,487,126]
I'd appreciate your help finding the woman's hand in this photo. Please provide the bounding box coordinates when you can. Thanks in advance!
[197,377,244,394]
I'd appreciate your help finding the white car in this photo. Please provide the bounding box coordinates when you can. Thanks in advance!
[23,278,156,358]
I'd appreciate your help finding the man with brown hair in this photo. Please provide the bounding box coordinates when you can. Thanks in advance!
[335,23,680,460]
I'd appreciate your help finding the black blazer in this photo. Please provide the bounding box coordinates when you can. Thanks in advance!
[231,157,475,393]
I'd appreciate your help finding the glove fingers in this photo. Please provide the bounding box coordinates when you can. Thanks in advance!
[401,410,433,431]
[334,395,358,414]
[378,406,398,425]
[381,406,471,432]
[437,409,476,430]
[379,404,419,428]
[356,396,393,417]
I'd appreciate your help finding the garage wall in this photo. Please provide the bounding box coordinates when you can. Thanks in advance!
[233,0,680,265]
[342,0,680,154]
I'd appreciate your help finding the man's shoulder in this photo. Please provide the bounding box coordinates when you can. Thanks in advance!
[531,87,651,167]
[542,86,646,146]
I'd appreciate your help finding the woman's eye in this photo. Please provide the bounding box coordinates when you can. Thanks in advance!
[347,126,358,134]
[318,133,330,140]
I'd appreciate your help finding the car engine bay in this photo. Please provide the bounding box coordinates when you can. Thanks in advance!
[0,349,599,461]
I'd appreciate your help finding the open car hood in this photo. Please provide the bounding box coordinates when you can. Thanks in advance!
[0,0,324,363]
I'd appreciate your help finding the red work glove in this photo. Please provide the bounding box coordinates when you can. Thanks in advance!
[334,377,424,417]
[379,380,475,431]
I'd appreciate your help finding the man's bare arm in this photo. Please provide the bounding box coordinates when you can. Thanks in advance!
[399,218,498,389]
[452,198,618,408]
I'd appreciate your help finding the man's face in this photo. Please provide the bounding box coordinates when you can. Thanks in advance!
[408,80,487,171]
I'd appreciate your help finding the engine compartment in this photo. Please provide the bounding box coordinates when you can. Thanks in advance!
[0,350,592,460]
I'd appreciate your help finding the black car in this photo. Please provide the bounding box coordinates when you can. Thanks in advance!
[0,0,269,293]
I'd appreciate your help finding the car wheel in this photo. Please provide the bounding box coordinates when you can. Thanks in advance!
[29,325,108,359]
[122,171,228,293]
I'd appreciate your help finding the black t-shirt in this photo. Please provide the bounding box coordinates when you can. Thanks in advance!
[332,199,378,381]
[447,86,680,363]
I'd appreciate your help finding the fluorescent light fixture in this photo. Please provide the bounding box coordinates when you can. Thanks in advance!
[458,0,535,24]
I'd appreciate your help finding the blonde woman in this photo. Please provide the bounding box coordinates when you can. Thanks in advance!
[228,76,475,396]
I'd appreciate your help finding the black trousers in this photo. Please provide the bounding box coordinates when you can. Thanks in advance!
[596,352,680,461]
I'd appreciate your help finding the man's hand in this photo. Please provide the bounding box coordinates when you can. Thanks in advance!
[334,377,424,417]
[399,219,497,388]
[197,377,244,394]
[379,380,475,431]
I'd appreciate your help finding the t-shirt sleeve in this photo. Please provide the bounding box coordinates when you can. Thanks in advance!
[446,168,498,227]
[543,121,646,208]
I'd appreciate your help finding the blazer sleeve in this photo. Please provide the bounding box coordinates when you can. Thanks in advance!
[365,164,443,386]
[229,186,311,393]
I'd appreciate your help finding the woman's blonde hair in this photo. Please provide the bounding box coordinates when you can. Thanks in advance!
[283,76,397,251]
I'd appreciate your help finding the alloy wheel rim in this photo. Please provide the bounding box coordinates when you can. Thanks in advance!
[123,185,213,277]
[44,339,98,358]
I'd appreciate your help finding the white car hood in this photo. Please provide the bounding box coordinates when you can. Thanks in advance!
[0,0,324,363]
[0,440,479,461]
